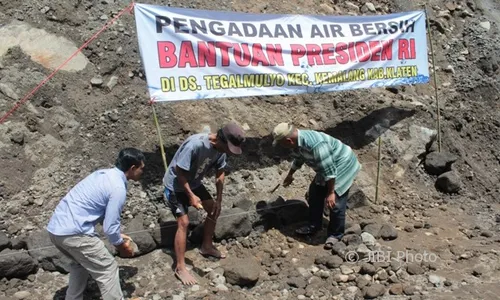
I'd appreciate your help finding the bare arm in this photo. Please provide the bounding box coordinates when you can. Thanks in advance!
[176,165,202,209]
[215,169,225,203]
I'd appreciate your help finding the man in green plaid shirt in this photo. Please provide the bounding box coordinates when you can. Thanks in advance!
[272,123,361,248]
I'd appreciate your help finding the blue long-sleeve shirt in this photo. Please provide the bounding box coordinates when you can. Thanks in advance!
[47,167,128,246]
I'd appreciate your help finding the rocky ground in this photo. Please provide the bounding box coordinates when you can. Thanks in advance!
[0,0,499,299]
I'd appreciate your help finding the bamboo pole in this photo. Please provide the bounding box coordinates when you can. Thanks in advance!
[375,136,382,204]
[151,103,168,171]
[424,4,442,152]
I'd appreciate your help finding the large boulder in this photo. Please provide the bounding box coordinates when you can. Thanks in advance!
[214,208,252,241]
[27,230,72,273]
[271,198,309,226]
[435,171,461,194]
[187,207,203,228]
[152,209,178,248]
[0,249,38,279]
[424,152,457,176]
[125,215,157,257]
[222,257,261,287]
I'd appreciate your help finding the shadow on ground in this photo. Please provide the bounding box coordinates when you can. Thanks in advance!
[52,266,138,300]
[138,106,416,192]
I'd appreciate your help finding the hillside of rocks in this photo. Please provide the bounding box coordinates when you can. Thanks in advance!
[0,0,499,299]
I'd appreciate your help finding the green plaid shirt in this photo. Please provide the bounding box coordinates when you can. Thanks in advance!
[291,129,361,196]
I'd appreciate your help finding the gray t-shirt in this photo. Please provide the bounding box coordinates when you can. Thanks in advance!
[163,133,227,193]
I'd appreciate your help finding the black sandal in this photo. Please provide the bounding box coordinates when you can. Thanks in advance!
[295,225,319,235]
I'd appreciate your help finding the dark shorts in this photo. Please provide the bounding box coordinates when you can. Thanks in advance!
[164,184,212,217]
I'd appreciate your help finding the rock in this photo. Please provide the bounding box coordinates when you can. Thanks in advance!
[216,283,229,292]
[90,77,103,87]
[478,56,500,75]
[10,237,26,250]
[414,222,425,229]
[390,283,404,295]
[331,241,348,257]
[317,270,330,279]
[362,3,376,13]
[319,3,334,14]
[472,265,487,277]
[334,274,349,283]
[360,263,377,275]
[172,294,184,300]
[274,200,309,226]
[187,206,203,228]
[481,231,493,238]
[479,21,491,31]
[315,255,343,269]
[125,215,157,256]
[286,277,307,289]
[346,224,362,235]
[361,232,376,247]
[391,259,403,272]
[357,244,371,260]
[106,76,119,90]
[345,1,360,12]
[13,291,31,299]
[379,224,398,240]
[152,208,177,247]
[26,230,71,273]
[222,257,260,287]
[356,276,370,288]
[10,132,24,145]
[407,263,425,275]
[428,274,442,286]
[214,208,252,241]
[445,1,457,10]
[435,171,461,194]
[403,285,416,295]
[340,265,354,275]
[363,283,385,299]
[377,269,389,281]
[362,224,381,239]
[0,82,19,100]
[0,249,38,279]
[0,232,11,251]
[269,264,280,275]
[233,199,253,211]
[342,234,362,246]
[404,225,414,232]
[424,152,457,175]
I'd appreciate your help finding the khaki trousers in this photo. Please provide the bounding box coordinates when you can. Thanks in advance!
[48,232,124,300]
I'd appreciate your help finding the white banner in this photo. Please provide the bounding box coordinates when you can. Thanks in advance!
[133,3,429,102]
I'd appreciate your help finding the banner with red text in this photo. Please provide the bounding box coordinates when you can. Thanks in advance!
[134,3,429,102]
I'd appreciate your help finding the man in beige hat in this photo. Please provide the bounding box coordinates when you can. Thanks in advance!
[272,123,361,249]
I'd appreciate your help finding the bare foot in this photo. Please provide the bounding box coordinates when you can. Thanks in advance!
[200,245,226,259]
[174,267,197,285]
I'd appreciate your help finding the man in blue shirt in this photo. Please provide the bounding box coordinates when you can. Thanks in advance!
[47,148,145,300]
[163,122,245,285]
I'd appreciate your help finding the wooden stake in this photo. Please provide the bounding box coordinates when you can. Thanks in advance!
[375,136,382,204]
[424,4,442,152]
[151,103,168,171]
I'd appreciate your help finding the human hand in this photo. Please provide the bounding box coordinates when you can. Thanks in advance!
[283,175,294,187]
[116,238,134,258]
[190,194,203,210]
[325,193,336,209]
